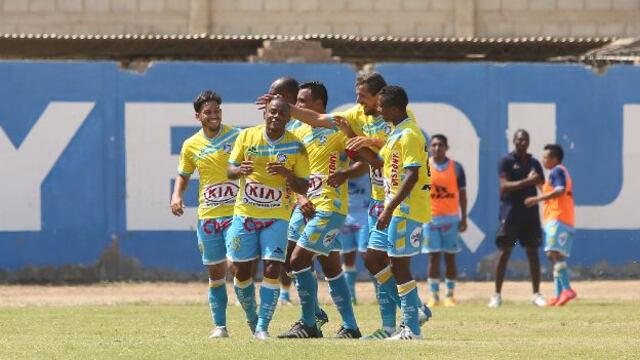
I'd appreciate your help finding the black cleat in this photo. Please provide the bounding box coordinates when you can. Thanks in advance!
[335,326,362,339]
[315,308,329,330]
[277,321,323,339]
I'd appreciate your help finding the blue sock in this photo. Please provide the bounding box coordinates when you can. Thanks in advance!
[398,280,421,335]
[327,272,358,330]
[311,271,323,316]
[294,267,317,327]
[556,262,572,291]
[428,278,440,300]
[374,267,400,329]
[209,278,228,327]
[234,278,258,327]
[256,277,280,332]
[445,278,455,297]
[553,276,562,297]
[343,265,358,302]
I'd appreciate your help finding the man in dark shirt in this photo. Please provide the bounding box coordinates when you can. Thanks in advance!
[488,129,547,308]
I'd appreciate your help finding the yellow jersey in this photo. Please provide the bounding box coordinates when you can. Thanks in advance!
[228,125,310,220]
[291,123,349,215]
[379,118,431,223]
[177,125,241,219]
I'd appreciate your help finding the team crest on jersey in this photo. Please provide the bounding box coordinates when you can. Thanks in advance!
[558,232,569,246]
[409,227,423,247]
[318,135,327,145]
[245,146,258,159]
[277,153,288,163]
[383,124,393,135]
[223,143,233,154]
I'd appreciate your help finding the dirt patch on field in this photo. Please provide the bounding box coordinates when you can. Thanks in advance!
[1,280,638,307]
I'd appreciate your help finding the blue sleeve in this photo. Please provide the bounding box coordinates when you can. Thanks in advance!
[549,167,566,189]
[455,162,466,189]
[532,158,544,179]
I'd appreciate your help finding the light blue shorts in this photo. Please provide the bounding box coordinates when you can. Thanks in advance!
[226,215,288,263]
[197,217,232,265]
[338,215,369,254]
[367,199,385,233]
[370,216,424,257]
[544,220,575,257]
[297,211,346,256]
[288,206,307,241]
[422,221,462,254]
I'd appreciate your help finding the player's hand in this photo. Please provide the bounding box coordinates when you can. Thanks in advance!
[266,162,292,178]
[298,197,316,219]
[376,208,392,230]
[527,170,540,184]
[524,196,538,208]
[458,218,468,233]
[333,115,355,137]
[255,94,273,111]
[346,136,373,151]
[170,196,185,216]
[239,161,254,176]
[327,170,348,188]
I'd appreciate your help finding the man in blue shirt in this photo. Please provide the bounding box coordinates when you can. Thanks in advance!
[489,129,547,308]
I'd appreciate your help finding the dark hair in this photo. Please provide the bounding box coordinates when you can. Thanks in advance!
[544,143,564,162]
[299,80,328,108]
[430,134,448,147]
[513,128,530,140]
[356,71,387,95]
[193,90,222,113]
[271,77,300,98]
[378,85,409,110]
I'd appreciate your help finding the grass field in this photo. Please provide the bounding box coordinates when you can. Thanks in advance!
[1,281,639,359]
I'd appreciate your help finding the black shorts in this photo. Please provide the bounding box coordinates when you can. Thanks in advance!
[495,218,542,249]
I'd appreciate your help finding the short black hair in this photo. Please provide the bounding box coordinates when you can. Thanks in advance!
[513,128,530,140]
[193,90,222,113]
[378,85,409,110]
[356,71,387,95]
[431,134,448,147]
[544,143,564,162]
[299,80,328,108]
[271,77,300,99]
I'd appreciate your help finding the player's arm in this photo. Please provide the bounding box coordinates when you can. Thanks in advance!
[377,166,419,230]
[296,194,315,218]
[226,131,254,180]
[326,160,368,188]
[524,167,566,207]
[498,158,541,193]
[170,174,189,216]
[289,106,334,129]
[351,147,384,169]
[266,163,308,194]
[456,162,468,232]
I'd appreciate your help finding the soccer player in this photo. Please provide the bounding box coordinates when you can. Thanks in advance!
[524,144,577,306]
[278,81,364,339]
[351,85,431,340]
[171,90,240,338]
[226,97,309,340]
[489,129,547,308]
[422,134,467,308]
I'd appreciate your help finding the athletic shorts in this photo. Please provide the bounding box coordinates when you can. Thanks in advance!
[422,220,462,254]
[196,217,232,265]
[543,220,575,257]
[288,206,307,242]
[226,215,288,263]
[495,217,542,249]
[370,216,424,257]
[338,214,370,253]
[297,211,346,256]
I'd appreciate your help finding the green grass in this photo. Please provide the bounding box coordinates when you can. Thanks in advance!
[1,300,639,359]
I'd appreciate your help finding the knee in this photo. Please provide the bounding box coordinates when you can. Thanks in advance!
[263,261,281,279]
[233,263,252,281]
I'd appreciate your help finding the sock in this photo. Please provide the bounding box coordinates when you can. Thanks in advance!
[311,271,323,316]
[208,278,228,327]
[553,275,562,297]
[445,278,455,298]
[327,272,358,330]
[279,283,291,301]
[294,267,317,327]
[398,280,421,335]
[343,265,358,302]
[555,262,572,291]
[233,277,258,326]
[374,266,401,329]
[428,278,440,300]
[256,276,280,332]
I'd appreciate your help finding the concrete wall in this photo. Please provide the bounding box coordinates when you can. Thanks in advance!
[0,0,638,37]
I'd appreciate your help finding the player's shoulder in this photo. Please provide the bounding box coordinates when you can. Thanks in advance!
[182,129,205,148]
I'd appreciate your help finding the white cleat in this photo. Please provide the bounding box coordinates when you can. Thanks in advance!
[488,293,502,308]
[253,330,271,340]
[531,293,547,307]
[386,326,423,340]
[209,326,229,338]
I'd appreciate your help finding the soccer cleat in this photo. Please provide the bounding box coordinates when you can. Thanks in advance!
[315,308,329,330]
[546,297,559,306]
[444,296,457,307]
[419,304,432,326]
[253,330,270,340]
[335,326,362,339]
[360,328,393,340]
[209,326,229,338]
[531,293,547,307]
[488,293,502,308]
[386,326,423,340]
[277,321,323,339]
[427,297,441,308]
[555,289,577,306]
